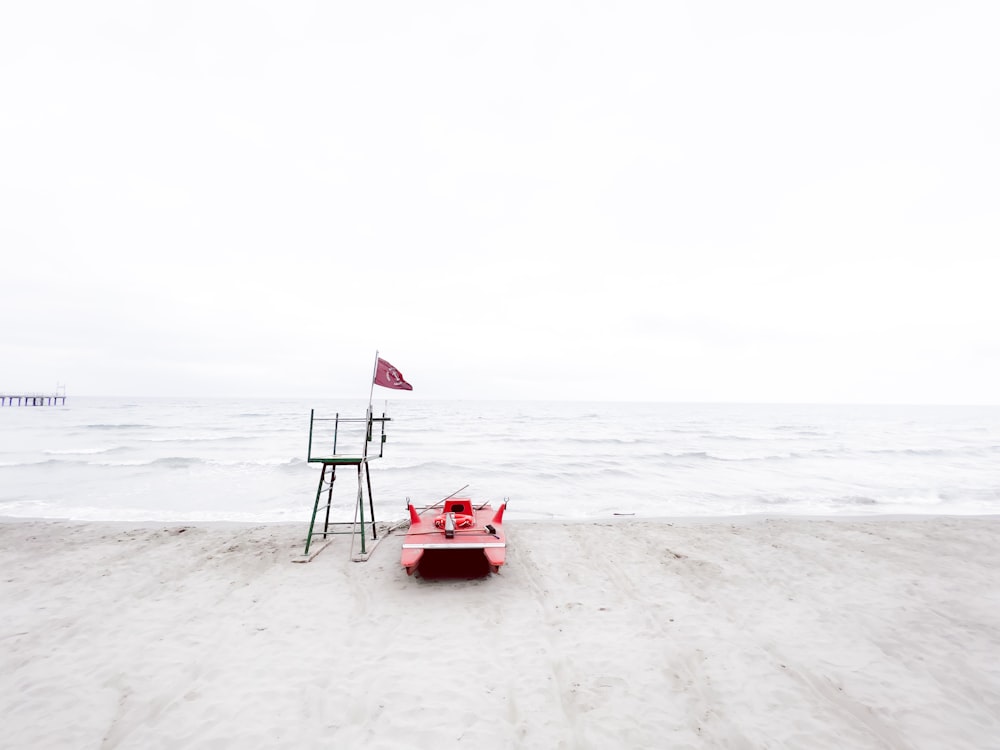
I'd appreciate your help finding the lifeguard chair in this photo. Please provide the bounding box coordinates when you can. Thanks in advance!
[300,407,390,559]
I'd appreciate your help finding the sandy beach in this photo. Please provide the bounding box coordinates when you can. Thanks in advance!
[2,516,999,749]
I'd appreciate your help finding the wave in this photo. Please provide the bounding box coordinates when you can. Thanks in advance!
[750,494,880,509]
[861,447,975,457]
[381,461,470,474]
[648,445,997,463]
[43,446,128,456]
[771,428,829,437]
[98,456,307,470]
[137,435,259,444]
[836,495,879,505]
[13,445,981,473]
[655,450,803,463]
[747,491,966,511]
[80,423,156,430]
[563,436,642,445]
[0,458,78,468]
[1,456,306,470]
[149,456,203,469]
[1,456,144,469]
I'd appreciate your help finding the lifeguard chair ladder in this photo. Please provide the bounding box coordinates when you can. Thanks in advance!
[303,408,390,557]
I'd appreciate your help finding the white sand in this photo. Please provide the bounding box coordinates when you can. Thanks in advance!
[2,517,999,749]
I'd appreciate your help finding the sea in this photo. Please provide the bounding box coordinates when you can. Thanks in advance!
[1,398,999,524]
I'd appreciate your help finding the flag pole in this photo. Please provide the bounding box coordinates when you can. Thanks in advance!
[367,349,379,412]
[362,350,379,459]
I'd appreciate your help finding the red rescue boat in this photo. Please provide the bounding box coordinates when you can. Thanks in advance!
[401,497,507,576]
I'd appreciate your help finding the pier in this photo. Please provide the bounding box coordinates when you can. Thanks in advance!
[1,388,67,406]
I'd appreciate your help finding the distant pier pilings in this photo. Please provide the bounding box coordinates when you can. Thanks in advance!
[1,393,67,406]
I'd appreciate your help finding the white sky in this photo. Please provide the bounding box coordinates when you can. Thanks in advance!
[2,1,998,403]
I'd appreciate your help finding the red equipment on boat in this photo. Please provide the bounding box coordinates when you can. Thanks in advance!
[401,497,507,576]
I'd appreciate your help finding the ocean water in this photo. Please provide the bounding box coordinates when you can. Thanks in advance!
[1,398,999,523]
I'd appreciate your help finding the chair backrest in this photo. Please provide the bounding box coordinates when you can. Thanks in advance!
[443,498,472,516]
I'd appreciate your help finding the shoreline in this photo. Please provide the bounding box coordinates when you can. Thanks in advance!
[3,511,999,528]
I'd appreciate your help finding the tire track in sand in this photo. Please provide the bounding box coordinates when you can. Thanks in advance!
[514,539,585,749]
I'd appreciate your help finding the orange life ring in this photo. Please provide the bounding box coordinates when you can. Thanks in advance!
[434,513,475,529]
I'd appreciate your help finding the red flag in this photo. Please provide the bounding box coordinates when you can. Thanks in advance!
[373,358,412,390]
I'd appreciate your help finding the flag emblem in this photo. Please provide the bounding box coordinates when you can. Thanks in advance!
[373,358,413,390]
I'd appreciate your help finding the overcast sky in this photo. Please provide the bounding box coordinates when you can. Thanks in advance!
[2,1,998,403]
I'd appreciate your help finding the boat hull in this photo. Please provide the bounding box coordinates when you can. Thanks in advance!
[401,499,506,576]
